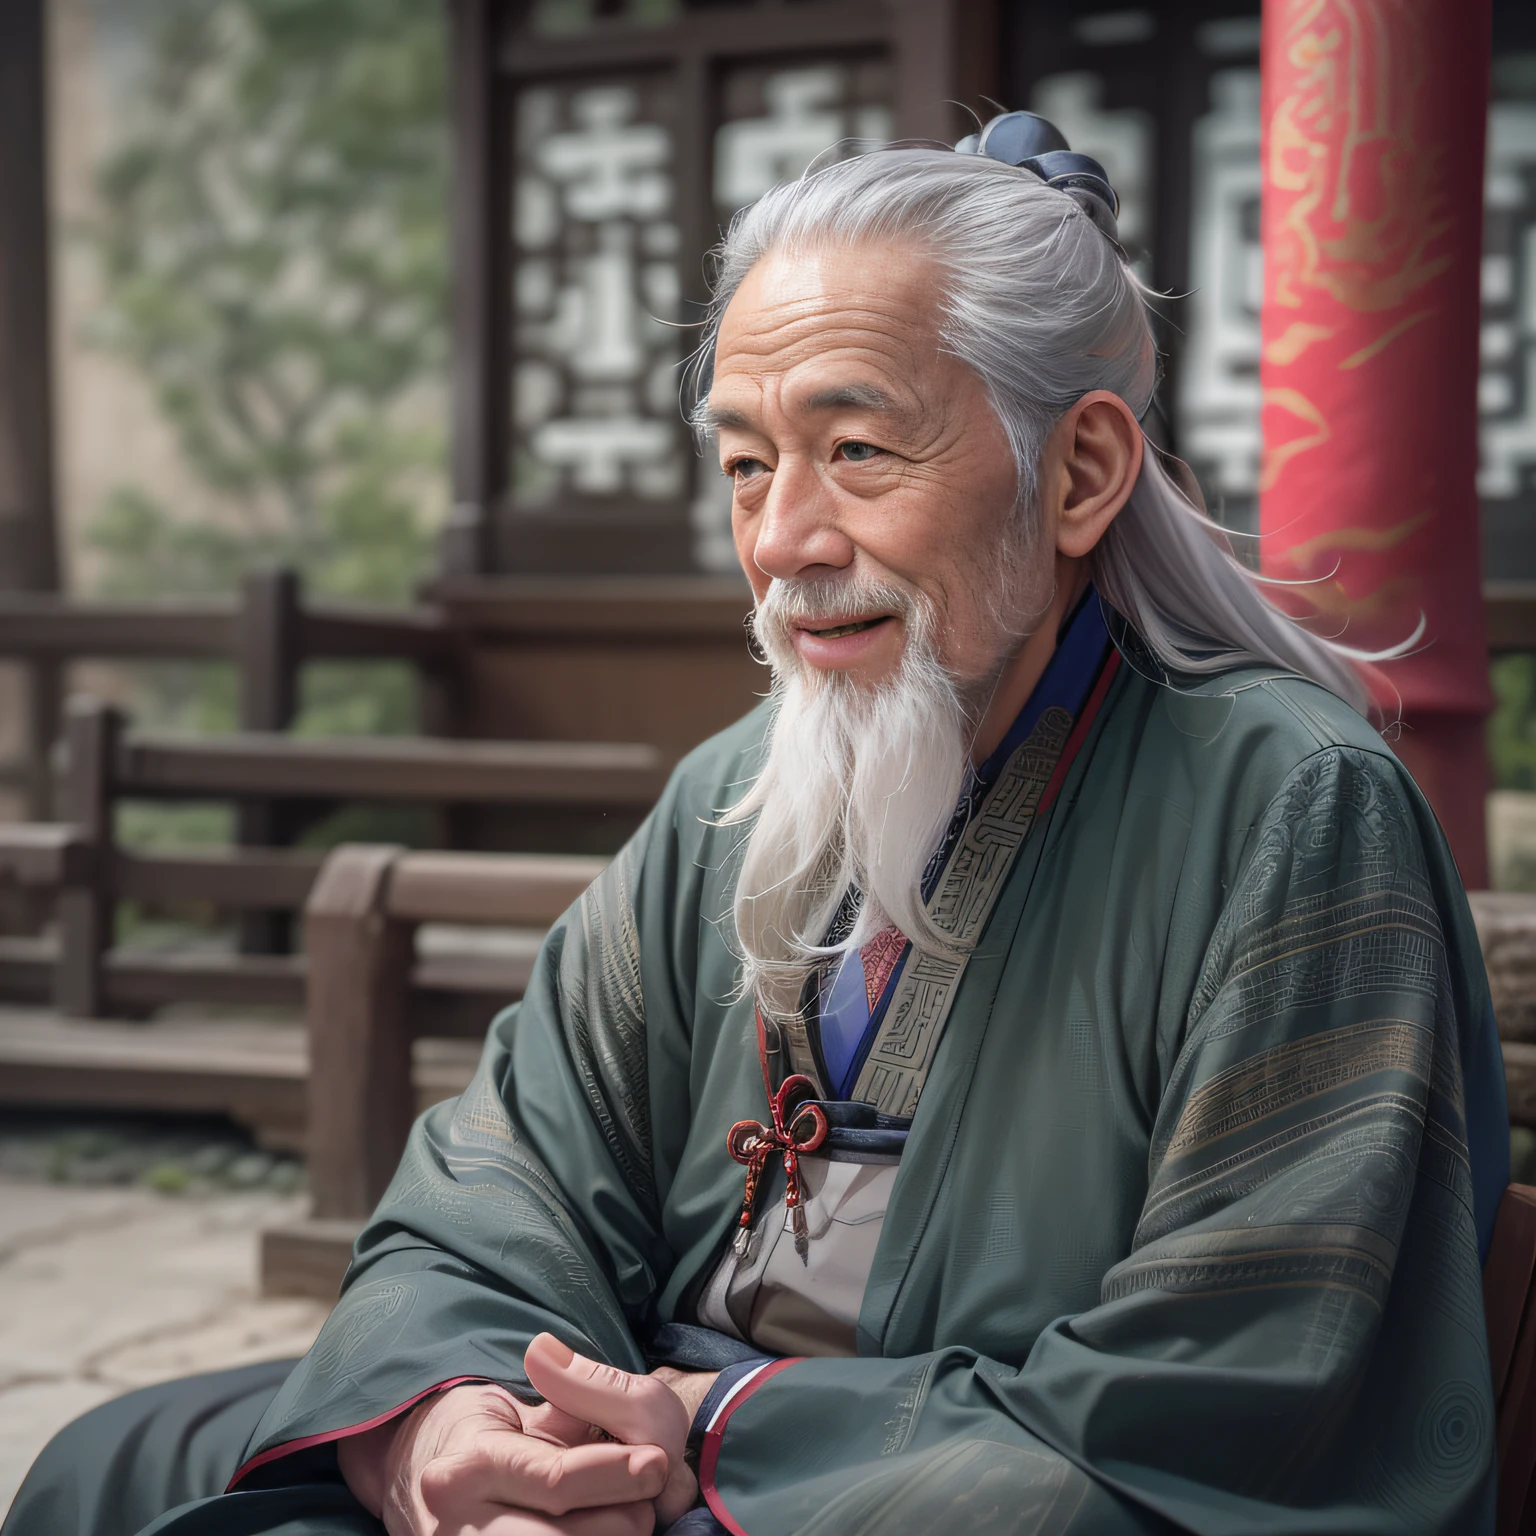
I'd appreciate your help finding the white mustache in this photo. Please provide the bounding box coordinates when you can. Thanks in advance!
[754,576,922,672]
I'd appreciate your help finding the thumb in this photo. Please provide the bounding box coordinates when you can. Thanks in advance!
[523,1334,689,1459]
[524,1335,698,1527]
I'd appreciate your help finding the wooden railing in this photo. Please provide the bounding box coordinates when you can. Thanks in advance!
[0,568,461,813]
[0,694,665,1019]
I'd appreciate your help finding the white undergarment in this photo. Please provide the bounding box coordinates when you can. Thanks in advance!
[696,1156,897,1357]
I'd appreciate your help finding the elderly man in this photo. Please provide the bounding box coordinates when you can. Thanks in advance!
[6,116,1509,1536]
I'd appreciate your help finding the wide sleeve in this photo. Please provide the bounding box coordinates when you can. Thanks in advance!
[231,808,685,1481]
[701,746,1497,1536]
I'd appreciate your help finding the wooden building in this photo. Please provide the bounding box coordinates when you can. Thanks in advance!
[436,0,1536,583]
[3,0,1536,766]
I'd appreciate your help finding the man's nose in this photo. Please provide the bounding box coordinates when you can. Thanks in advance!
[747,459,855,582]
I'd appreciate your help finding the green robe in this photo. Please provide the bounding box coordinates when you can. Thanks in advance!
[13,660,1504,1534]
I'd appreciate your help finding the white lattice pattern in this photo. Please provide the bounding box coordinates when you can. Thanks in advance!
[513,81,685,506]
[1480,99,1536,505]
[1175,69,1263,528]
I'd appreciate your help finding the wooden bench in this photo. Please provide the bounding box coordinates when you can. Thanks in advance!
[265,887,1536,1290]
[261,843,602,1294]
[1485,1185,1536,1535]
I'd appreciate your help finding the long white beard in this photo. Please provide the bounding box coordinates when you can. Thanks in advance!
[721,577,977,1023]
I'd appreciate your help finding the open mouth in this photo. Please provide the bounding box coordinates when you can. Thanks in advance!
[803,616,892,640]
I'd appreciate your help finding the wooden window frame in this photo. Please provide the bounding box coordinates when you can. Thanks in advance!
[439,0,997,579]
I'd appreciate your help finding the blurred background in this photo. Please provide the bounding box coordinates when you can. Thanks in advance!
[8,0,1536,797]
[6,0,1536,825]
[1,0,1535,1510]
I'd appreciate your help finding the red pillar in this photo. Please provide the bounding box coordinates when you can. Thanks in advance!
[1258,0,1493,887]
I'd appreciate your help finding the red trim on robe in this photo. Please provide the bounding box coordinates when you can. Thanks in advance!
[224,1375,491,1491]
[699,1356,803,1536]
[1037,649,1120,817]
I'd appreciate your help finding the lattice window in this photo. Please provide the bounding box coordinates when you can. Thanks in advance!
[714,59,893,221]
[491,4,909,573]
[1174,67,1262,534]
[1166,57,1536,559]
[511,77,686,511]
[1480,69,1536,574]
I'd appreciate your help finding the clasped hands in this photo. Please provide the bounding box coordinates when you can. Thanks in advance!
[337,1333,719,1535]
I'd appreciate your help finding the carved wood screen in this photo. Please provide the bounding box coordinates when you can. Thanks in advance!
[441,0,995,578]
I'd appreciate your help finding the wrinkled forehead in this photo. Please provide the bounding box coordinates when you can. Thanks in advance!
[705,244,957,427]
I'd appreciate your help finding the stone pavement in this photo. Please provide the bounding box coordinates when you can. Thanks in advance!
[0,1177,331,1515]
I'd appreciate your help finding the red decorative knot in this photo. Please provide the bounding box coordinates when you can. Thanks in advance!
[725,1072,828,1265]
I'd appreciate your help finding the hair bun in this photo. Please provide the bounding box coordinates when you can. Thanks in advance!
[954,111,1122,246]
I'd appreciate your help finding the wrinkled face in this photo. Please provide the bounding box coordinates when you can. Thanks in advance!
[709,242,1031,691]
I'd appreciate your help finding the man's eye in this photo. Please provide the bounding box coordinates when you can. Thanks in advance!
[836,441,882,463]
[726,458,768,480]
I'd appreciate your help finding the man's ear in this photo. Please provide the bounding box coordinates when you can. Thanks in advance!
[1050,391,1143,560]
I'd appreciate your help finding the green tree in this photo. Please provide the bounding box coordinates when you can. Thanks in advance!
[86,0,448,738]
[1490,655,1536,794]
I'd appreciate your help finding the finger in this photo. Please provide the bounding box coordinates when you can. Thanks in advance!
[525,1334,690,1460]
[422,1437,667,1517]
[517,1395,598,1450]
[524,1335,699,1529]
[652,1458,700,1530]
[477,1501,657,1536]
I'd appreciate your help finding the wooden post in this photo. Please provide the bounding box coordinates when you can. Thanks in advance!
[439,0,508,579]
[305,843,415,1218]
[0,0,63,818]
[892,0,999,145]
[416,646,463,740]
[237,567,302,734]
[237,567,301,953]
[54,697,119,1017]
[25,658,60,818]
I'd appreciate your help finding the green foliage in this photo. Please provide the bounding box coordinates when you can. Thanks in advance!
[80,0,450,867]
[88,0,449,583]
[86,417,439,609]
[79,0,449,846]
[1490,655,1536,793]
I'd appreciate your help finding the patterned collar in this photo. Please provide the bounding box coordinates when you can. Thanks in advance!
[813,590,1116,1102]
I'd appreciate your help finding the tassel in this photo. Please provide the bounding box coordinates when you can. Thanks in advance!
[789,1200,809,1264]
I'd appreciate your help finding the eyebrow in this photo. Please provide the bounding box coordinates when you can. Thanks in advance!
[703,383,898,433]
[702,404,754,432]
[803,383,896,413]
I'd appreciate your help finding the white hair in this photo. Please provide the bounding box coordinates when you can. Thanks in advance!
[695,146,1381,1022]
[722,573,1014,1022]
[690,145,1376,712]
